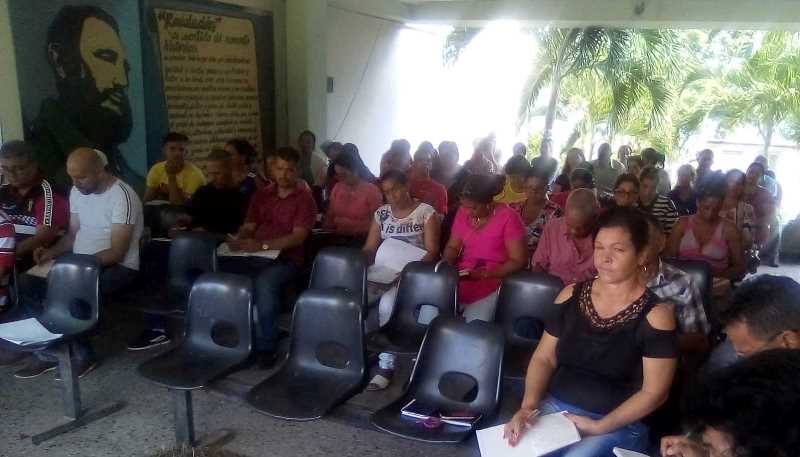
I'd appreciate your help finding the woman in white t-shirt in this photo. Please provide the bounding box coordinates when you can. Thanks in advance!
[362,170,441,390]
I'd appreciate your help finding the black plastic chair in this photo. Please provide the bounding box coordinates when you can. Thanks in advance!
[494,272,562,378]
[374,261,458,354]
[371,317,504,443]
[663,257,717,337]
[308,246,367,307]
[138,273,253,446]
[246,288,365,421]
[167,232,218,308]
[0,254,123,444]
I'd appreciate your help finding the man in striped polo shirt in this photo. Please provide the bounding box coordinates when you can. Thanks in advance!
[0,141,69,270]
[639,166,679,235]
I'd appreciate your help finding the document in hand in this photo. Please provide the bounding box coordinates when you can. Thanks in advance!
[613,447,650,457]
[0,318,63,346]
[25,260,55,279]
[476,412,581,457]
[367,238,427,284]
[217,242,280,259]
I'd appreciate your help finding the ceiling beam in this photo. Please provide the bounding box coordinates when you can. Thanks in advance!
[407,0,800,30]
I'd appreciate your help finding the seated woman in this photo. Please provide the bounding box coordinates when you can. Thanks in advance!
[667,177,745,294]
[505,207,677,456]
[720,169,757,253]
[324,148,382,237]
[552,147,589,194]
[612,173,640,208]
[518,168,562,254]
[495,155,531,208]
[362,170,440,391]
[442,174,527,322]
[668,164,698,216]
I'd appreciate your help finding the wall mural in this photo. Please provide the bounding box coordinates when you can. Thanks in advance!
[8,1,148,191]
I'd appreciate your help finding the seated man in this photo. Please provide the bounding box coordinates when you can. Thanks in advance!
[13,148,142,378]
[639,166,679,235]
[174,148,251,238]
[144,132,205,204]
[408,147,447,214]
[640,214,710,353]
[0,141,69,269]
[531,188,597,285]
[229,147,317,367]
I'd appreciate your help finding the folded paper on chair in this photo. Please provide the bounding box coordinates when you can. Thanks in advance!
[217,242,280,259]
[476,412,581,457]
[0,318,62,346]
[367,238,427,285]
[613,447,650,457]
[25,260,55,279]
[400,399,482,427]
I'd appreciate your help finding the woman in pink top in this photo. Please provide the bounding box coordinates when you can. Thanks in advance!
[324,150,382,236]
[443,174,528,322]
[667,176,745,283]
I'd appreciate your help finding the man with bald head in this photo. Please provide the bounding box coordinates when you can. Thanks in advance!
[11,147,142,379]
[531,188,598,284]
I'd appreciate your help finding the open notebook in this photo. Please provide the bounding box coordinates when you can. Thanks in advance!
[367,238,428,285]
[0,318,62,346]
[217,242,280,259]
[476,413,581,457]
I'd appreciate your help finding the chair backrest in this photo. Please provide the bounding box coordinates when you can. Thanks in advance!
[495,272,563,348]
[157,204,191,238]
[407,317,504,417]
[38,254,100,337]
[385,261,458,342]
[286,288,364,382]
[185,273,253,361]
[169,232,218,302]
[662,257,715,331]
[308,247,367,306]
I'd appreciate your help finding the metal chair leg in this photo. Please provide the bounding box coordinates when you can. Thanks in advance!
[173,390,196,447]
[56,342,81,419]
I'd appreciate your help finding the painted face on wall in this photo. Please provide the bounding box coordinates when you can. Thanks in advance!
[79,17,129,117]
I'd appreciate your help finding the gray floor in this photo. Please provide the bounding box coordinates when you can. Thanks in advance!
[2,262,797,457]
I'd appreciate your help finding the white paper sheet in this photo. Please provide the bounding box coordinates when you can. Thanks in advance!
[613,447,650,457]
[367,238,427,284]
[25,260,54,279]
[0,318,62,346]
[217,243,280,259]
[477,413,581,457]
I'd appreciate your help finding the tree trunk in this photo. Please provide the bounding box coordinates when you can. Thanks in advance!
[544,28,580,139]
[763,125,773,156]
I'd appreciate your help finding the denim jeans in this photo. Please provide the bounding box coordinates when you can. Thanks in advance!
[538,395,650,457]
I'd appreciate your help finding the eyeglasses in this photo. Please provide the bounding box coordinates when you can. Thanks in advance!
[614,189,639,197]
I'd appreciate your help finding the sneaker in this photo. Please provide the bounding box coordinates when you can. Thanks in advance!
[55,358,97,381]
[127,330,170,351]
[14,358,57,379]
[0,348,26,366]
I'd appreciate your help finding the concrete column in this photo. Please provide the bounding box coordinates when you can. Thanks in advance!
[286,0,327,144]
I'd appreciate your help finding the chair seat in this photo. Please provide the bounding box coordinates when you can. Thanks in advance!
[370,396,479,443]
[246,365,363,421]
[138,346,246,390]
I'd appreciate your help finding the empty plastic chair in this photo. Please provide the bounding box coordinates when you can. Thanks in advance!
[168,232,218,307]
[0,254,123,444]
[371,317,504,443]
[246,288,365,421]
[138,273,253,446]
[308,246,367,307]
[375,261,458,354]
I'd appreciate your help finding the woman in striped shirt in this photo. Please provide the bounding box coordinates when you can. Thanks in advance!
[638,166,679,235]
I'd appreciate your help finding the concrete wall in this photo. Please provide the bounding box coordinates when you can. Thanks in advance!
[0,0,23,142]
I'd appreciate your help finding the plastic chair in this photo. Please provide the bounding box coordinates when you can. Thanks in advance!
[246,288,365,421]
[374,261,458,354]
[308,246,367,307]
[168,232,218,308]
[0,254,123,444]
[371,317,504,443]
[494,272,562,378]
[138,273,253,446]
[662,257,716,336]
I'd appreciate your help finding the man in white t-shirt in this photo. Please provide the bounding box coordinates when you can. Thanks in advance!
[12,147,142,380]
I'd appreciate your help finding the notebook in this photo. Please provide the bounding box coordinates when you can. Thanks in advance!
[613,448,650,457]
[400,399,482,427]
[216,242,280,259]
[0,318,62,346]
[367,238,427,284]
[476,412,581,457]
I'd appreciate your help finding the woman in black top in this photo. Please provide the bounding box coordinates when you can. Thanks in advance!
[505,207,677,457]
